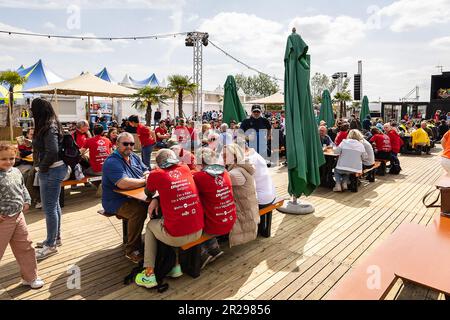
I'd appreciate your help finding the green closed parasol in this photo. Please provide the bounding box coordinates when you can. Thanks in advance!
[278,28,325,215]
[222,75,247,125]
[360,95,370,123]
[319,89,334,128]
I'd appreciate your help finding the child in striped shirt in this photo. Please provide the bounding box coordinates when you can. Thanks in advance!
[0,143,44,289]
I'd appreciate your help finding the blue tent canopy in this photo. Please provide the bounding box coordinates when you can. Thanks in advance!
[18,59,64,91]
[129,73,160,88]
[1,59,64,100]
[95,67,115,83]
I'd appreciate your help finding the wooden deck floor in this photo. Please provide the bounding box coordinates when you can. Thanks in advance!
[0,146,447,300]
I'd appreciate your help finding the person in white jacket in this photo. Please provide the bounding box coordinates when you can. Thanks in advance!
[333,130,368,192]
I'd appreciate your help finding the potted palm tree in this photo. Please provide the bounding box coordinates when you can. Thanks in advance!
[131,86,169,126]
[334,91,352,119]
[167,75,197,118]
[0,70,27,141]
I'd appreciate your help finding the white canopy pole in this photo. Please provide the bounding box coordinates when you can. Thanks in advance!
[54,89,59,115]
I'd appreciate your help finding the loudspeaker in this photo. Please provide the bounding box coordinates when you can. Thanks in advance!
[354,74,361,101]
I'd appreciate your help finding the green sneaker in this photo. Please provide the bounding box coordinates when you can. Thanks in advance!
[135,270,157,288]
[167,264,183,278]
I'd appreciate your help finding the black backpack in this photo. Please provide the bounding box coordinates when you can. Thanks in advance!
[60,132,81,168]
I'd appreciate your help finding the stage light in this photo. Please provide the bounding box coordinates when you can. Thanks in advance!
[202,33,209,46]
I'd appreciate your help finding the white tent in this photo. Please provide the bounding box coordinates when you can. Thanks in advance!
[21,72,137,119]
[246,91,285,105]
[119,74,134,88]
[22,72,137,97]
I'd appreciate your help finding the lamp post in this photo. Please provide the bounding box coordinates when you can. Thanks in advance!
[332,72,348,118]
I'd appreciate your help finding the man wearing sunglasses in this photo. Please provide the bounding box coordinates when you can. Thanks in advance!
[240,105,272,163]
[102,132,150,263]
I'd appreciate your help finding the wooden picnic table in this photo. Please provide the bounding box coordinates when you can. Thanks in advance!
[114,187,150,203]
[323,148,339,157]
[327,216,450,299]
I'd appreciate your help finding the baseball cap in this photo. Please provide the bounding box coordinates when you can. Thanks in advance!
[252,105,262,112]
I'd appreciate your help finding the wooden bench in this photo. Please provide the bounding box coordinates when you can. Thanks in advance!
[59,175,102,207]
[326,217,450,300]
[111,188,284,255]
[180,198,285,251]
[349,162,382,192]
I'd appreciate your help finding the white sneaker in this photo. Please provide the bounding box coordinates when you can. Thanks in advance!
[35,202,42,209]
[342,182,348,191]
[36,245,58,261]
[22,278,45,289]
[333,184,342,192]
[35,239,62,248]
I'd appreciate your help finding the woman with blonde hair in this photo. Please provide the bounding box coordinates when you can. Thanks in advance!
[201,123,213,147]
[333,129,368,192]
[348,129,375,170]
[222,143,259,247]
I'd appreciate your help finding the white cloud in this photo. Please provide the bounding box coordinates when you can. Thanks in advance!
[430,36,450,49]
[289,15,367,55]
[43,22,56,29]
[0,55,14,63]
[0,0,185,10]
[0,55,15,72]
[0,22,116,53]
[187,14,199,23]
[378,0,450,32]
[198,12,367,90]
[199,12,286,61]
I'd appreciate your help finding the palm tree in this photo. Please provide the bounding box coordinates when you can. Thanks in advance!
[131,86,169,126]
[0,71,27,141]
[167,75,197,118]
[334,91,352,119]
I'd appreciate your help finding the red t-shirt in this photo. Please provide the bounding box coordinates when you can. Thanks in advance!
[74,130,89,149]
[174,126,190,144]
[146,164,204,237]
[188,127,199,142]
[193,170,236,235]
[387,130,404,153]
[370,134,392,152]
[334,131,348,146]
[83,136,112,173]
[155,127,168,142]
[137,124,155,147]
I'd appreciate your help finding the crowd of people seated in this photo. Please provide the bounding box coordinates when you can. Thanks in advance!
[2,96,449,291]
[319,112,450,192]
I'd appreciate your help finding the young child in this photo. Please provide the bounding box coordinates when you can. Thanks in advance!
[0,143,44,289]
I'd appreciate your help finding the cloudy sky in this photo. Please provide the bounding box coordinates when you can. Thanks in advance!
[0,0,448,101]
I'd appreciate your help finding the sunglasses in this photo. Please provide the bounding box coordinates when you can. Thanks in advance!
[121,142,135,147]
[253,110,261,113]
[209,138,216,142]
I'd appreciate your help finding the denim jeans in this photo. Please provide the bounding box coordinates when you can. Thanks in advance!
[334,169,353,184]
[155,141,167,149]
[39,164,67,247]
[141,144,154,168]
